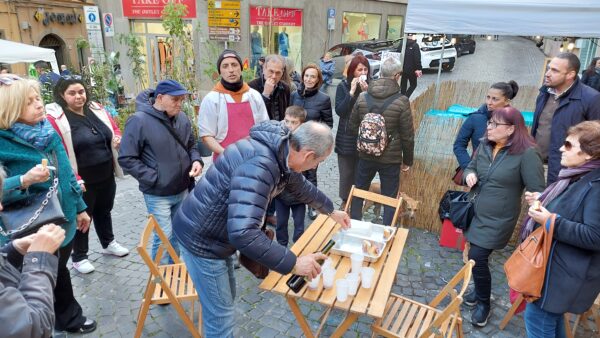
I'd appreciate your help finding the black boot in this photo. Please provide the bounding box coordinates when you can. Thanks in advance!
[463,288,477,307]
[471,302,491,327]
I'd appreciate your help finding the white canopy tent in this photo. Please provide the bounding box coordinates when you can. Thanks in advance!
[0,39,60,74]
[404,0,600,37]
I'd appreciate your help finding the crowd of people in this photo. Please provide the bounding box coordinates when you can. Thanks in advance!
[0,47,599,338]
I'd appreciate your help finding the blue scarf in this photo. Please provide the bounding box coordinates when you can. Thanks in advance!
[10,119,55,150]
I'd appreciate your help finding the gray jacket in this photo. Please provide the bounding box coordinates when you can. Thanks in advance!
[0,244,58,338]
[464,143,545,249]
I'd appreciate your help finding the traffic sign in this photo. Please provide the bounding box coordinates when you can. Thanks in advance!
[103,13,114,37]
[209,27,241,35]
[208,17,240,28]
[207,1,241,10]
[209,34,242,42]
[208,9,240,18]
[328,7,336,18]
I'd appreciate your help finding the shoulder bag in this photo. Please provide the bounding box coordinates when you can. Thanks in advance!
[1,154,67,239]
[238,223,275,279]
[504,213,556,302]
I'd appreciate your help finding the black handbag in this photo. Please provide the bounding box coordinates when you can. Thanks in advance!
[449,191,476,231]
[1,177,67,239]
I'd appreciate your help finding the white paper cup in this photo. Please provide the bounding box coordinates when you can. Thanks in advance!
[361,267,375,288]
[351,253,364,273]
[322,268,336,289]
[322,258,333,270]
[336,279,349,302]
[308,273,321,290]
[346,272,360,296]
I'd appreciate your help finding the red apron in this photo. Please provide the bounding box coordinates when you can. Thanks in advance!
[213,101,255,161]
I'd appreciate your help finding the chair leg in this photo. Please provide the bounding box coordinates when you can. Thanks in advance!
[500,294,524,330]
[134,300,151,338]
[456,319,464,338]
[564,314,574,338]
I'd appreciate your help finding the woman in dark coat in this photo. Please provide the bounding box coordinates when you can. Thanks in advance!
[462,106,545,327]
[582,57,600,92]
[335,55,369,204]
[291,63,333,219]
[453,81,519,169]
[522,120,600,337]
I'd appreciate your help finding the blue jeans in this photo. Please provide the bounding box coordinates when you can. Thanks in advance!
[274,198,306,246]
[143,190,187,264]
[350,159,400,225]
[525,301,567,338]
[180,246,236,338]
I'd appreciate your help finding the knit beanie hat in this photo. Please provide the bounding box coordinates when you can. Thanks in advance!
[217,49,243,74]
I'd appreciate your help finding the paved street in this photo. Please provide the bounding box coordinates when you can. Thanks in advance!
[58,37,591,337]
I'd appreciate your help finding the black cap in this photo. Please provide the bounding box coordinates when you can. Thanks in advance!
[217,49,243,74]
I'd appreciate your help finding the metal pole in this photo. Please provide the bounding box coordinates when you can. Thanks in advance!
[432,34,446,111]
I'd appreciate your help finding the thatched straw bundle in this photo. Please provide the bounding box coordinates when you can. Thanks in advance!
[401,80,540,243]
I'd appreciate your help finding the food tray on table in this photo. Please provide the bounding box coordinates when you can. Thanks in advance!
[330,220,395,263]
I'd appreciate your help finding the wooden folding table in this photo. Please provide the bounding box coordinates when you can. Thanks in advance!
[259,215,409,338]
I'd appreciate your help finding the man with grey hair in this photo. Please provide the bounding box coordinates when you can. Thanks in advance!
[172,120,350,337]
[249,54,291,121]
[349,56,415,225]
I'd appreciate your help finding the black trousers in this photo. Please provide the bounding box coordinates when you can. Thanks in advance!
[400,71,418,99]
[56,240,86,331]
[72,175,116,262]
[337,153,358,202]
[350,159,400,225]
[468,242,494,306]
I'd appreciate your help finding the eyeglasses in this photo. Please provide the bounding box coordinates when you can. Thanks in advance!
[0,74,23,86]
[487,120,512,129]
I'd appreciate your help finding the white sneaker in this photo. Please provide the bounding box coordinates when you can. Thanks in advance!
[72,259,95,274]
[102,241,129,257]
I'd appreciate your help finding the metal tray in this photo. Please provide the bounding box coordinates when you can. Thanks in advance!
[344,220,396,243]
[330,231,386,263]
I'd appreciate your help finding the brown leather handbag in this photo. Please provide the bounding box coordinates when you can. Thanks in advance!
[504,213,556,302]
[239,224,275,279]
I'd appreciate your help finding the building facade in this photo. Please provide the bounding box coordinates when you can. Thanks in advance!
[96,0,407,94]
[0,0,94,75]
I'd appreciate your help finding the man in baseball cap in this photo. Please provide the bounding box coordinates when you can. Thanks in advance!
[119,79,203,263]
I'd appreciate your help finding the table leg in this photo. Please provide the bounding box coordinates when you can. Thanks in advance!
[286,296,316,338]
[330,311,358,338]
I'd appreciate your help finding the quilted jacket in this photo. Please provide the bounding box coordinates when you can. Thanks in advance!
[173,121,334,274]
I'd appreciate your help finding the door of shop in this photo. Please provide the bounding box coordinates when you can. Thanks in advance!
[146,35,172,86]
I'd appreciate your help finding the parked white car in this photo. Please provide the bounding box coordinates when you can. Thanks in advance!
[408,34,457,71]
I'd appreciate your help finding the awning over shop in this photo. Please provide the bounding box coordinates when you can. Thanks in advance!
[0,39,60,74]
[405,0,600,37]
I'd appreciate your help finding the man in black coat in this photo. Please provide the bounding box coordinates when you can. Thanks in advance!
[248,54,291,121]
[399,35,423,99]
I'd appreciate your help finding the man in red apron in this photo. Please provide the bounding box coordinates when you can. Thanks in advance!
[199,49,269,160]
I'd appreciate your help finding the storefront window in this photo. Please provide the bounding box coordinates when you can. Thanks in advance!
[386,15,403,41]
[342,12,381,43]
[130,21,193,86]
[250,6,303,74]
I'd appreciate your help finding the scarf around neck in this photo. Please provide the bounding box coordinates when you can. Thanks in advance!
[298,83,319,98]
[10,119,55,150]
[519,159,600,241]
[220,77,244,92]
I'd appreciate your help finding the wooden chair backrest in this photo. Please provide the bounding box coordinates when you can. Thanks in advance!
[138,214,181,266]
[429,259,475,308]
[344,185,404,226]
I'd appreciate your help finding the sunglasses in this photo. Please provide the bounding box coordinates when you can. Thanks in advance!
[563,140,578,151]
[0,74,23,86]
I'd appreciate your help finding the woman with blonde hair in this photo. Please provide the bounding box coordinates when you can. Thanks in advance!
[0,74,96,333]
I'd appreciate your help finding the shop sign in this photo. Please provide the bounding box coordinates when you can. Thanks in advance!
[34,10,81,26]
[250,6,303,27]
[121,0,196,18]
[207,1,241,10]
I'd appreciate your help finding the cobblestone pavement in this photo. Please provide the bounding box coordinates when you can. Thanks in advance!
[57,37,593,337]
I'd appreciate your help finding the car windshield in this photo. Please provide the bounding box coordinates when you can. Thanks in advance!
[420,35,451,47]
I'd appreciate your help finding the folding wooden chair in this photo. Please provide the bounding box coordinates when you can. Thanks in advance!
[134,215,202,338]
[345,185,404,227]
[564,294,600,338]
[371,260,475,338]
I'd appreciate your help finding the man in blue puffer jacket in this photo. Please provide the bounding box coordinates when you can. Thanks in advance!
[173,120,350,337]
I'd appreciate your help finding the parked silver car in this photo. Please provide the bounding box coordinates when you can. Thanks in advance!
[327,39,397,79]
